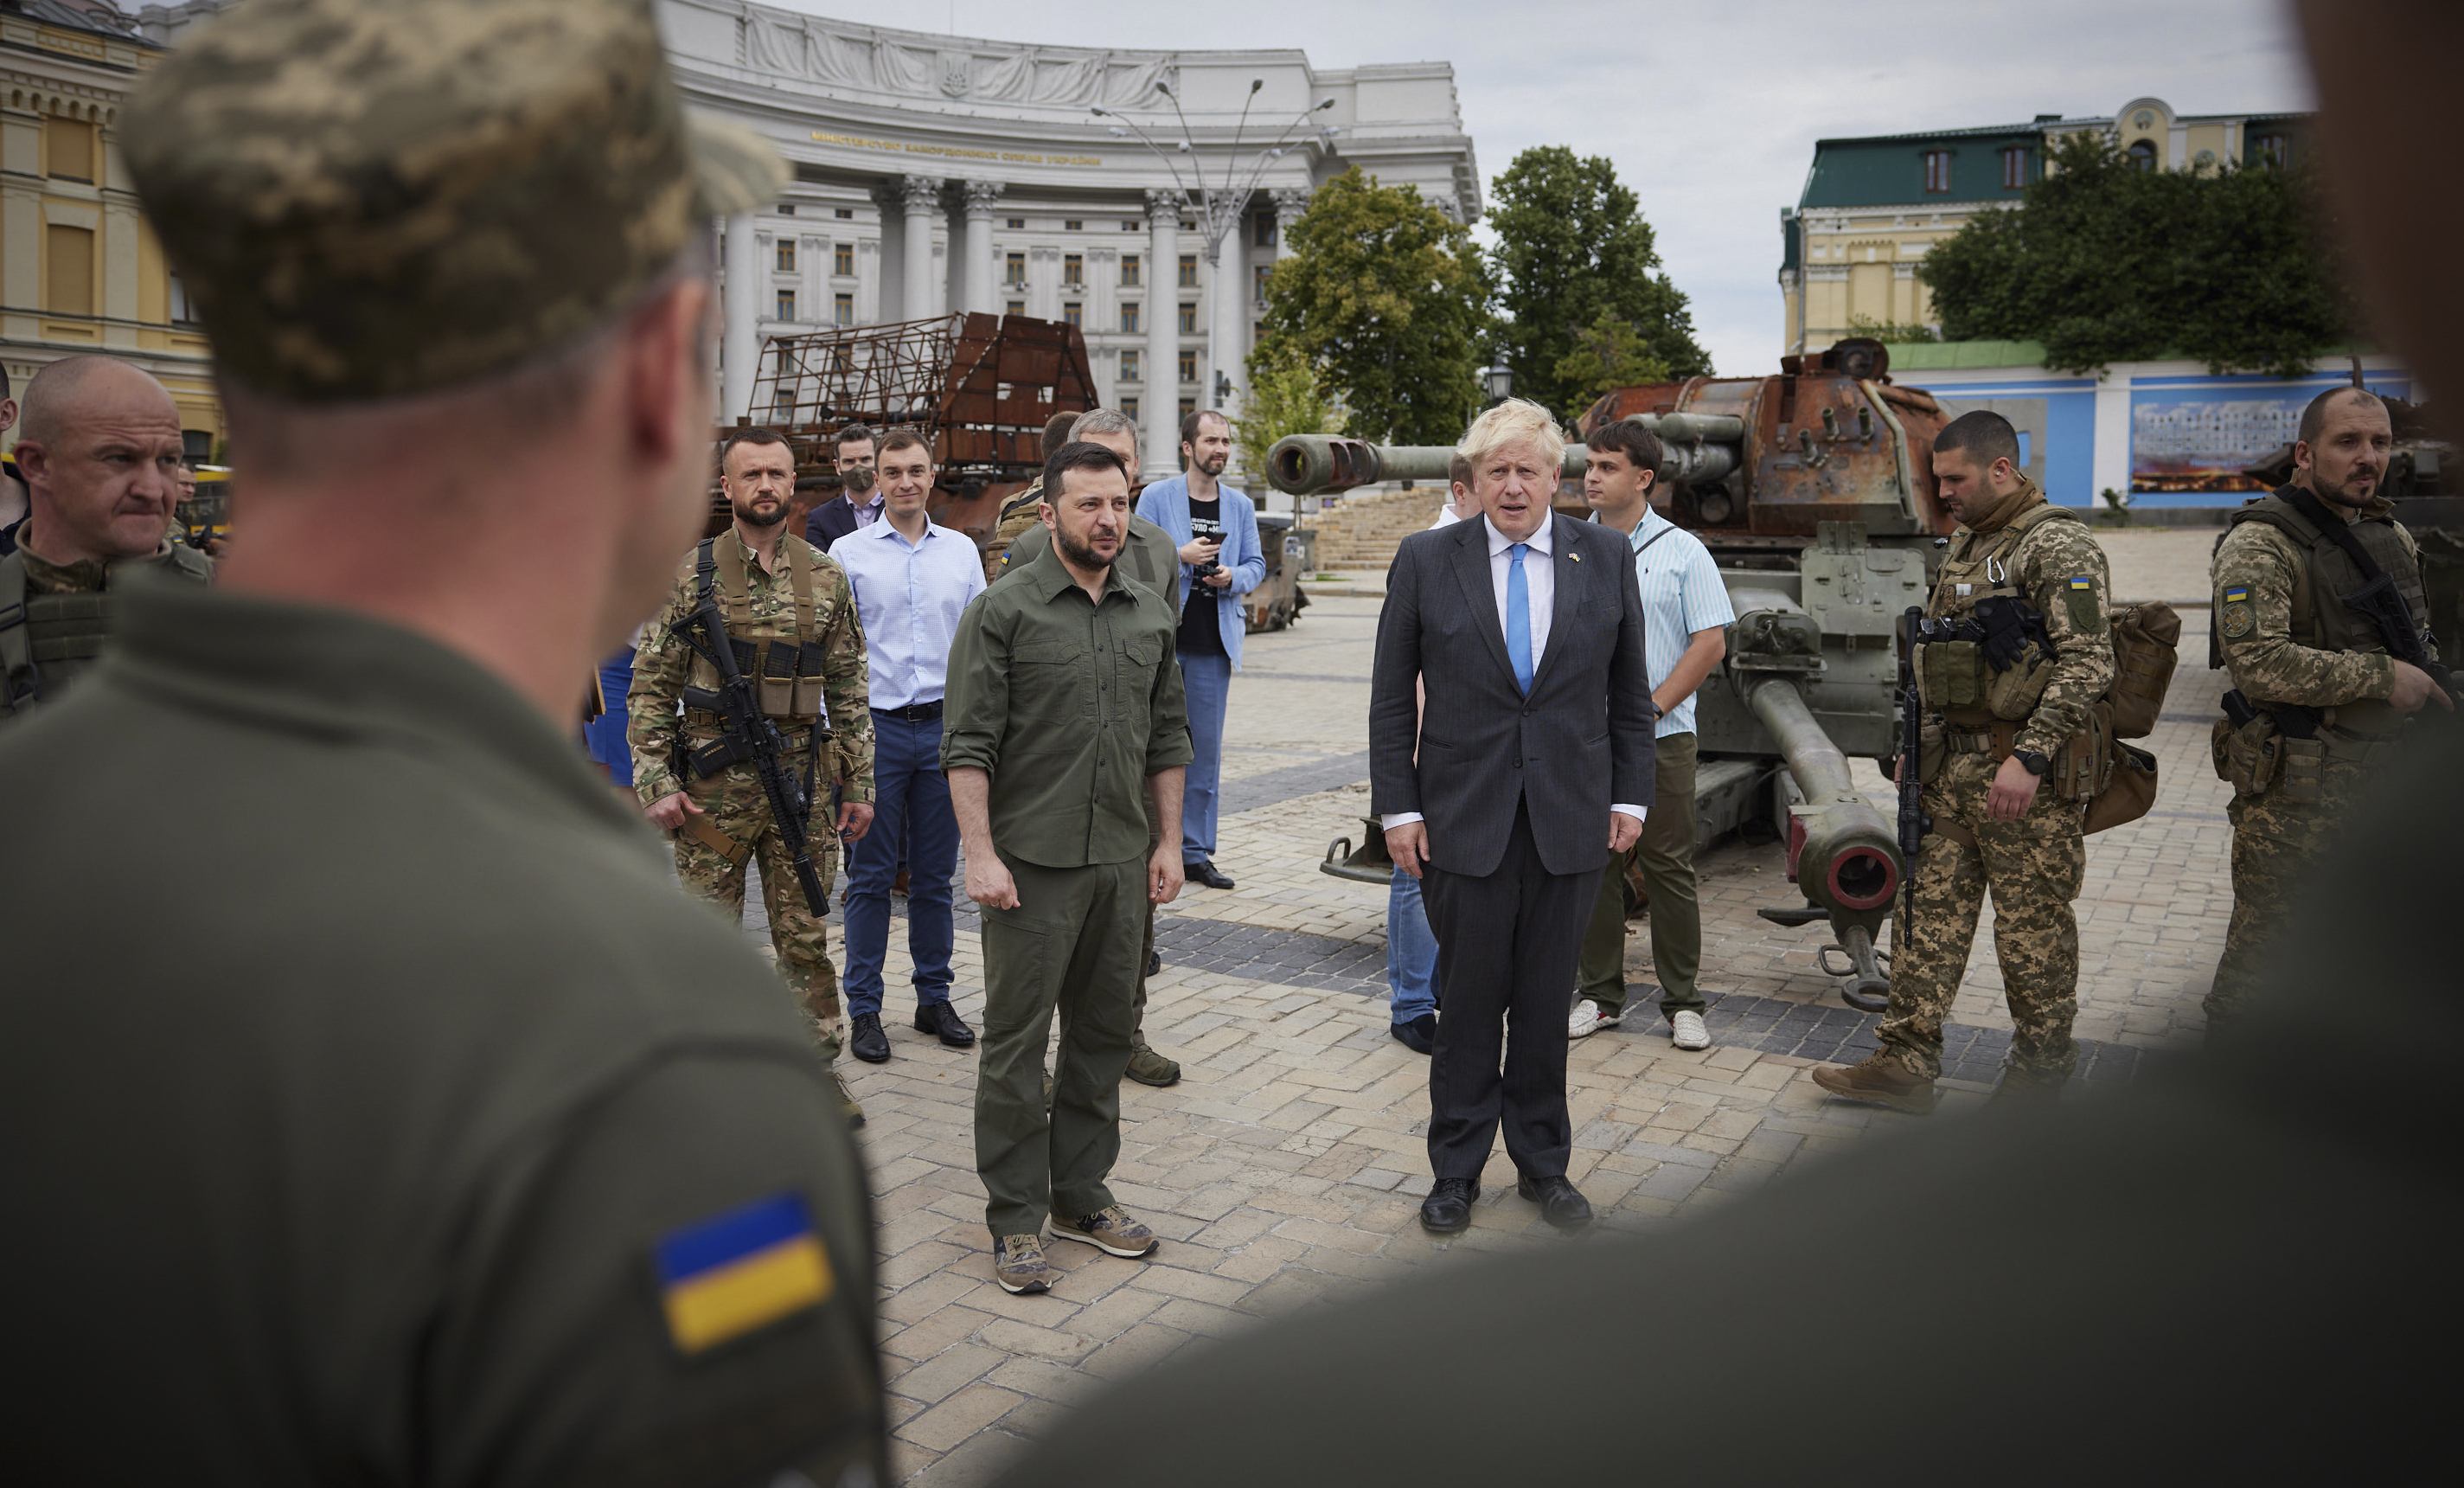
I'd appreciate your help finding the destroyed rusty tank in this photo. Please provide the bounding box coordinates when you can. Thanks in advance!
[1283,337,1956,1010]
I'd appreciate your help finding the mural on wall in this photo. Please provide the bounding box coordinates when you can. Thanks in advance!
[2129,378,2410,493]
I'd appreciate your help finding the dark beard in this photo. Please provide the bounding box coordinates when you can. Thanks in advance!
[1196,451,1229,478]
[2313,467,2376,508]
[732,497,788,529]
[1056,528,1114,574]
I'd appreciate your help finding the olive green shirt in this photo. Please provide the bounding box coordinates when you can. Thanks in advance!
[942,543,1194,868]
[0,578,884,1485]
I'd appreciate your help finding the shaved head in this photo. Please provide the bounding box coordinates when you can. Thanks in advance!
[13,356,187,565]
[20,356,177,449]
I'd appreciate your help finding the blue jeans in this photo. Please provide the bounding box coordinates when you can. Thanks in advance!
[584,645,635,786]
[1387,864,1439,1023]
[1178,650,1232,863]
[844,712,958,1017]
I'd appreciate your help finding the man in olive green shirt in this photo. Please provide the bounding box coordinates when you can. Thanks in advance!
[0,3,886,1483]
[944,440,1193,1295]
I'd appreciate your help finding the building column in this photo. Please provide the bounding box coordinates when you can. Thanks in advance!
[1143,188,1181,480]
[869,181,904,325]
[901,174,942,321]
[962,181,1003,317]
[720,211,759,426]
[1206,193,1247,421]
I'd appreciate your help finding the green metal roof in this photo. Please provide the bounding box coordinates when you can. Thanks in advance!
[1800,126,2041,210]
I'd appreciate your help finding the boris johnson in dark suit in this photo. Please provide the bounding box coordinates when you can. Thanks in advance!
[1369,401,1655,1235]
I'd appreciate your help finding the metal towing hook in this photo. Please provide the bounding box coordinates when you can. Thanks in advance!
[1819,925,1893,1013]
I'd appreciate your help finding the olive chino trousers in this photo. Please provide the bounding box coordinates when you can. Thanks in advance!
[1578,733,1704,1020]
[975,850,1148,1240]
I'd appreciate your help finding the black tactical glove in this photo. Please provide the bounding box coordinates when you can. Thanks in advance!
[1971,594,2051,673]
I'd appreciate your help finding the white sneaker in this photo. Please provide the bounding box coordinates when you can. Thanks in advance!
[1670,1010,1711,1051]
[1568,999,1619,1039]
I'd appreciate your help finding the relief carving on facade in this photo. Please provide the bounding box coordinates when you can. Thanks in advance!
[738,4,1174,108]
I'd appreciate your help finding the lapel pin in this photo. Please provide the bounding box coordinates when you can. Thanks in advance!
[1570,551,1582,562]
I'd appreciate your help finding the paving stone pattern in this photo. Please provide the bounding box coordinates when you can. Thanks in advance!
[696,584,2231,1485]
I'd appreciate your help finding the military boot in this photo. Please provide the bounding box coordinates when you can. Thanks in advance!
[1811,1053,1936,1115]
[829,1067,865,1128]
[1124,1041,1181,1087]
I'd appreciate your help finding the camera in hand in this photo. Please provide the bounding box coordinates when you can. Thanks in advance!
[1191,516,1226,579]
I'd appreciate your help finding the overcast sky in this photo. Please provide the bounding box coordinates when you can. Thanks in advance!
[772,0,2313,376]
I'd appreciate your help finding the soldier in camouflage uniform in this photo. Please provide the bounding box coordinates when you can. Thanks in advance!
[630,427,877,1119]
[2206,387,2452,1026]
[980,411,1081,584]
[1815,412,2115,1114]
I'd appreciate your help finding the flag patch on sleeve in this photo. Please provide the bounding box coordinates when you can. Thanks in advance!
[2223,585,2250,602]
[2069,576,2093,590]
[655,1192,834,1356]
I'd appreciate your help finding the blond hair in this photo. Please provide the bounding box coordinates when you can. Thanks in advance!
[1457,397,1565,480]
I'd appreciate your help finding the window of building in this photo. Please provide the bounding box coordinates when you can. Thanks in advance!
[1121,395,1141,422]
[834,242,854,277]
[1253,265,1271,306]
[2128,139,2159,171]
[1254,211,1277,249]
[1178,254,1199,288]
[1120,350,1141,384]
[1121,254,1142,286]
[776,240,796,272]
[1063,253,1084,286]
[2000,146,2029,189]
[169,271,199,326]
[1065,219,1083,232]
[1122,219,1140,231]
[1007,299,1026,317]
[772,388,795,420]
[45,117,95,183]
[778,204,795,215]
[775,290,796,321]
[1178,303,1197,334]
[835,206,854,220]
[1007,216,1026,229]
[1922,150,1952,193]
[1179,396,1196,422]
[1120,303,1141,334]
[834,293,854,325]
[45,223,93,314]
[1004,252,1026,286]
[2252,133,2289,170]
[1063,302,1083,328]
[1178,349,1196,384]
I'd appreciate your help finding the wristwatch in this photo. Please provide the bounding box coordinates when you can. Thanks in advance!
[2013,749,2051,776]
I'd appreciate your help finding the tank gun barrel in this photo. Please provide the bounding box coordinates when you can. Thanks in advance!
[1744,677,1900,927]
[1265,435,1595,497]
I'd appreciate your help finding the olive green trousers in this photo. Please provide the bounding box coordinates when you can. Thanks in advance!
[974,851,1147,1240]
[1578,734,1704,1020]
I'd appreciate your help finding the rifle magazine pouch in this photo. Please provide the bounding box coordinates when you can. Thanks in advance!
[1921,642,1984,710]
[1918,716,1947,786]
[759,640,797,717]
[688,734,758,779]
[792,641,831,716]
[2276,735,2326,805]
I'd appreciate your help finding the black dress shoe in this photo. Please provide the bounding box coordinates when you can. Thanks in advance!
[913,1000,976,1049]
[848,1011,890,1064]
[1517,1172,1594,1231]
[1391,1013,1437,1055]
[1419,1177,1479,1235]
[1185,859,1236,890]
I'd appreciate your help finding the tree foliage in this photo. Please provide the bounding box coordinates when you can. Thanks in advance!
[1919,133,2354,378]
[1488,145,1708,418]
[1232,343,1344,484]
[1552,309,1674,413]
[1251,168,1493,445]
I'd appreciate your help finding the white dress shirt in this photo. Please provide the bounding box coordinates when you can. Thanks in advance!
[1382,514,1643,834]
[833,515,985,709]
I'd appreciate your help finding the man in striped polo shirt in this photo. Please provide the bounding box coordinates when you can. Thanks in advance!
[1569,418,1734,1051]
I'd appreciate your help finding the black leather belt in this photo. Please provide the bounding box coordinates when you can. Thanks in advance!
[873,701,944,722]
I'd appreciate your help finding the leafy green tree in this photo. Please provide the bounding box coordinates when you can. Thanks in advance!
[1232,343,1343,484]
[1553,310,1674,414]
[1252,167,1493,445]
[1489,145,1708,417]
[1919,133,2354,378]
[1846,314,1941,344]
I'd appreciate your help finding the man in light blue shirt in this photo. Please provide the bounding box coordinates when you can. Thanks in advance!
[1571,419,1734,1051]
[833,426,986,1064]
[1135,408,1265,890]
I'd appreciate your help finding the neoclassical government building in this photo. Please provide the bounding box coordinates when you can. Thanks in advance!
[138,0,1480,474]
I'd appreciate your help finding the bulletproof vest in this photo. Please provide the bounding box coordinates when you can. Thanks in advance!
[682,536,829,723]
[1919,495,2079,723]
[2228,490,2429,659]
[0,543,214,719]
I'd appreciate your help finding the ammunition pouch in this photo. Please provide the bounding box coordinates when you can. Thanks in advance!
[2211,693,2402,803]
[1984,649,2057,721]
[754,638,833,720]
[1917,715,1946,786]
[1920,641,1985,711]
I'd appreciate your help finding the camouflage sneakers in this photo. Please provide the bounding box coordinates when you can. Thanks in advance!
[1049,1205,1159,1259]
[1811,1053,1936,1116]
[992,1234,1052,1294]
[829,1067,864,1128]
[1124,1042,1181,1087]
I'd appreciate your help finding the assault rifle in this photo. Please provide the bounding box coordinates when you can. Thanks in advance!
[1894,607,1928,948]
[672,546,835,916]
[2342,572,2458,703]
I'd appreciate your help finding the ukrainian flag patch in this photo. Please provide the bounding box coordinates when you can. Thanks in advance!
[656,1192,834,1356]
[2069,576,2093,590]
[2223,585,2250,602]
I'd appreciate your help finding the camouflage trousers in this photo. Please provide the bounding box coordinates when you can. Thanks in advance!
[1877,751,2084,1081]
[2204,777,2360,1024]
[673,754,844,1062]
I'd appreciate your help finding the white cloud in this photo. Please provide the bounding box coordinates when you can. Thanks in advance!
[771,0,2311,377]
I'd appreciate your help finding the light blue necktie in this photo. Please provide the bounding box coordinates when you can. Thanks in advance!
[1506,542,1533,694]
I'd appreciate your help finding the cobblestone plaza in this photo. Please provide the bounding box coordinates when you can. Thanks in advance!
[729,528,2230,1485]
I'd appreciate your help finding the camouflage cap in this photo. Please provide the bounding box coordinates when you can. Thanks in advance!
[121,0,784,403]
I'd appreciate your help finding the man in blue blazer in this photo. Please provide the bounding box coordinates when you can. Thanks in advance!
[1135,409,1265,890]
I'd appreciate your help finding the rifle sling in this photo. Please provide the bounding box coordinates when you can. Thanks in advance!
[682,812,754,869]
[2276,484,2390,583]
